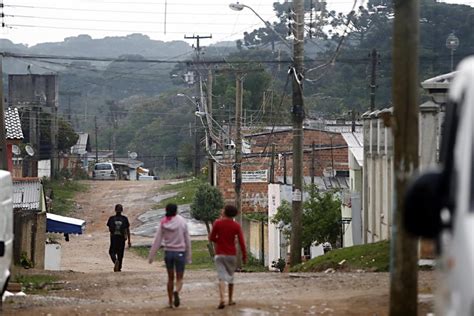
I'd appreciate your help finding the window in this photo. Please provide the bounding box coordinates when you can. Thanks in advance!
[95,163,112,170]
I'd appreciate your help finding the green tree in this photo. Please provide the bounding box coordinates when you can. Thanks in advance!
[271,185,342,249]
[190,183,225,257]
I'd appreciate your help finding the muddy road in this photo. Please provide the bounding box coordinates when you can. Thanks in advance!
[3,180,435,315]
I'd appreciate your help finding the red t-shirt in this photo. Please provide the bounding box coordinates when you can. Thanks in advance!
[209,218,247,261]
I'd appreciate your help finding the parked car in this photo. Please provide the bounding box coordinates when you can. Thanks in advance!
[0,170,13,300]
[404,56,474,316]
[92,162,117,180]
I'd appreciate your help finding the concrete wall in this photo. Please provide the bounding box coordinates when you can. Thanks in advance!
[362,104,440,244]
[249,220,269,266]
[13,210,46,269]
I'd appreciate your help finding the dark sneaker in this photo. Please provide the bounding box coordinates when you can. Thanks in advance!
[114,260,120,272]
[173,291,180,307]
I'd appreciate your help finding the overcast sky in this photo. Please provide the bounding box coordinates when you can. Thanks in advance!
[1,0,472,47]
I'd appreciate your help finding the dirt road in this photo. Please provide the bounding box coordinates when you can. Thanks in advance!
[3,180,435,315]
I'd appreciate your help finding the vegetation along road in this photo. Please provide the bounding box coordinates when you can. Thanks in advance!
[3,180,435,315]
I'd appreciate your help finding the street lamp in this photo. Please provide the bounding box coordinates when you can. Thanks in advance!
[177,93,205,117]
[229,2,291,49]
[446,32,459,71]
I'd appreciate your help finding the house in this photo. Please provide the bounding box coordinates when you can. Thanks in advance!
[267,176,350,267]
[215,128,349,213]
[4,107,24,178]
[8,74,59,178]
[361,72,452,246]
[340,131,364,247]
[113,157,144,180]
[214,127,350,266]
[12,177,47,269]
[70,132,91,174]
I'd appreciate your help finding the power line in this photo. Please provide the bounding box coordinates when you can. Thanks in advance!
[5,3,276,17]
[5,14,270,25]
[6,23,242,36]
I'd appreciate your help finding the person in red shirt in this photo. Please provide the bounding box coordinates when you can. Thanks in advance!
[209,204,246,309]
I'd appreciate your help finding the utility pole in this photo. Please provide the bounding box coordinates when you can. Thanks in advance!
[235,72,243,269]
[235,73,243,216]
[311,141,315,184]
[270,143,275,183]
[194,115,199,177]
[0,53,7,170]
[207,68,214,184]
[185,34,212,178]
[290,0,305,267]
[95,116,99,162]
[389,0,419,313]
[369,48,378,111]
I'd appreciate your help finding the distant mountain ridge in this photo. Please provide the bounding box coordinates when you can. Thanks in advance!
[0,33,238,58]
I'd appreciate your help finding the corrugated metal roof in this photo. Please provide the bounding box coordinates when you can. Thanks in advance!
[5,107,24,140]
[341,132,364,167]
[12,178,43,211]
[71,132,89,155]
[114,158,144,169]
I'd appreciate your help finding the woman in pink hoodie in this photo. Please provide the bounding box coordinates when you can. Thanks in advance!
[148,203,192,308]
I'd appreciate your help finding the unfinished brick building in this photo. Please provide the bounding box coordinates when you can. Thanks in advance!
[215,128,349,213]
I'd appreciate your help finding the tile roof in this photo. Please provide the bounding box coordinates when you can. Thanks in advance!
[5,107,24,140]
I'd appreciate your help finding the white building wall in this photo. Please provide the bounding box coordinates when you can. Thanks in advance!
[363,104,440,244]
[268,183,281,269]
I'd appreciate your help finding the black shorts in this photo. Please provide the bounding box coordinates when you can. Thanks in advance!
[164,251,186,273]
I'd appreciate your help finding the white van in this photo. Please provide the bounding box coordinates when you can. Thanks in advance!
[92,162,117,180]
[405,56,474,316]
[0,170,13,298]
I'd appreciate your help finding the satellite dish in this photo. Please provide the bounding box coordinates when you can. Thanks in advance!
[25,145,35,157]
[129,152,138,160]
[12,145,21,156]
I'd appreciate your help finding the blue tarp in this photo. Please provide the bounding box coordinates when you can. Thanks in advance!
[46,213,85,235]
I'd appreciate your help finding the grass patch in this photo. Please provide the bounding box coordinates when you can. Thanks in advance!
[291,240,390,273]
[43,179,88,215]
[154,178,202,208]
[12,274,60,294]
[133,240,267,272]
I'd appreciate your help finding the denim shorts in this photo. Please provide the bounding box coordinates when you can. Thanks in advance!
[164,251,186,273]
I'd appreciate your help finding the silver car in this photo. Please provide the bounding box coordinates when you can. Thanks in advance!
[92,163,117,180]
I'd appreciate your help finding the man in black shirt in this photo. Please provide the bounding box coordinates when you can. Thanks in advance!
[106,204,132,272]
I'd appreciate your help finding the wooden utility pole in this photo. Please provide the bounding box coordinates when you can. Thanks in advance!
[185,34,212,179]
[235,73,243,215]
[207,68,214,184]
[194,115,199,177]
[290,0,305,267]
[389,0,419,314]
[311,141,315,184]
[0,54,7,170]
[95,116,99,162]
[369,48,378,112]
[270,143,275,183]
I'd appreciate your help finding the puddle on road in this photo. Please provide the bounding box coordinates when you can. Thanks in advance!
[132,204,207,238]
[238,308,271,315]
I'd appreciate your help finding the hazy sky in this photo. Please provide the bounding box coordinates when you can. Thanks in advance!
[1,0,472,47]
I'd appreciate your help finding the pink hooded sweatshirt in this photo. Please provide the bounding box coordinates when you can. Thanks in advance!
[148,214,192,263]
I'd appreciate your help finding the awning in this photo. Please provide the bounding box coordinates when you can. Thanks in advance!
[46,213,86,235]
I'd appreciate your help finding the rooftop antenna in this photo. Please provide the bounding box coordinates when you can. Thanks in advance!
[25,145,35,157]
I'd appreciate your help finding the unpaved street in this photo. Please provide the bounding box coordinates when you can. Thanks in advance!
[3,180,435,315]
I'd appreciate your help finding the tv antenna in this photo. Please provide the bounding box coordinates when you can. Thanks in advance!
[12,145,21,156]
[25,145,35,157]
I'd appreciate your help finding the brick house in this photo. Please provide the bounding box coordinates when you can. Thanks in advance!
[215,128,349,213]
